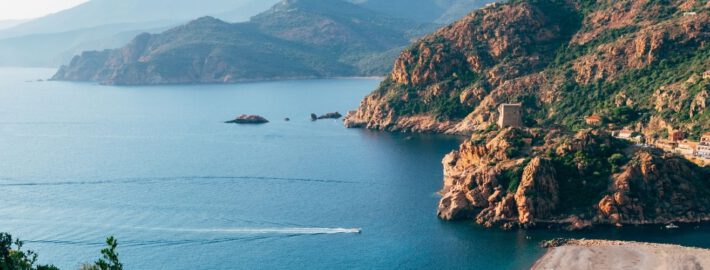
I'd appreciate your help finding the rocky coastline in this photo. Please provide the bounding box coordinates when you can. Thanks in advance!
[436,128,710,230]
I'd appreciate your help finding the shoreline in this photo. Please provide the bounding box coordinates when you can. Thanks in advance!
[532,239,710,270]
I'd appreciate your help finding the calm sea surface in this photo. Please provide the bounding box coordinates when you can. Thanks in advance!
[0,68,708,269]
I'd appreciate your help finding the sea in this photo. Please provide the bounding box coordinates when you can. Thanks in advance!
[0,68,708,269]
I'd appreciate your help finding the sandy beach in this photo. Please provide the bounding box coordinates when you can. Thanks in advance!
[532,239,710,270]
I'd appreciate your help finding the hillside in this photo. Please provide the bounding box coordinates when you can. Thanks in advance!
[345,0,710,229]
[345,0,709,139]
[52,0,426,85]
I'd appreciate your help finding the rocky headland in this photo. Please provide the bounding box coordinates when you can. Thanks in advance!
[437,128,710,229]
[344,0,709,137]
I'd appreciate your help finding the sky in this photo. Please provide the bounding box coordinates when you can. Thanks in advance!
[0,0,88,20]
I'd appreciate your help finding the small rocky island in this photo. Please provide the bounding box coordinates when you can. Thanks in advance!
[225,115,269,124]
[311,112,343,121]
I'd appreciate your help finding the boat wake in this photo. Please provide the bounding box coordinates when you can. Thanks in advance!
[0,175,373,187]
[138,226,362,235]
[24,227,361,248]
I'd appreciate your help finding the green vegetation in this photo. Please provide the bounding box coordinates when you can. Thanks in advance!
[371,0,708,139]
[551,44,709,136]
[550,138,630,214]
[0,233,58,270]
[0,233,122,270]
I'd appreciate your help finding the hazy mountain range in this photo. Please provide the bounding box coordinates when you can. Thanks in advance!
[0,0,281,67]
[51,0,496,84]
[1,0,494,68]
[52,0,424,84]
[0,19,30,31]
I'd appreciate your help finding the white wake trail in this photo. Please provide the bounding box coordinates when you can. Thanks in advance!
[137,227,362,235]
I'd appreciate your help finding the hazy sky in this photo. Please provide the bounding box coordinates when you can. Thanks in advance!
[0,0,88,20]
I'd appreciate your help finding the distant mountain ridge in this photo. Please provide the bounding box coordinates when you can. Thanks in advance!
[0,0,280,67]
[52,0,431,85]
[349,0,494,23]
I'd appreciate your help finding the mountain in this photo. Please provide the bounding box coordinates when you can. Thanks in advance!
[349,0,496,23]
[0,0,279,67]
[345,0,710,229]
[0,22,174,67]
[52,0,427,85]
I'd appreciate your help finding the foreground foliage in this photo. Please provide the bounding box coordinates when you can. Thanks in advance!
[0,233,122,270]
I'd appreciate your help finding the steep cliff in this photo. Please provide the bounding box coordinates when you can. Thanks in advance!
[345,0,709,138]
[438,128,710,229]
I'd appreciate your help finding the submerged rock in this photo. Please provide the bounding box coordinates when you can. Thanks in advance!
[225,114,269,124]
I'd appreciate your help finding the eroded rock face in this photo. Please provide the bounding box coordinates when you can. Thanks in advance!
[437,129,710,229]
[596,151,710,225]
[515,157,558,225]
[345,1,576,133]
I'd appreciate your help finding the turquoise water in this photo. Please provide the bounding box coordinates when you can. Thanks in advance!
[0,68,707,269]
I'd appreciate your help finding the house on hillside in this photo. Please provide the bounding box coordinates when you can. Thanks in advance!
[669,130,685,142]
[696,133,710,159]
[613,129,644,144]
[676,141,697,157]
[655,140,678,152]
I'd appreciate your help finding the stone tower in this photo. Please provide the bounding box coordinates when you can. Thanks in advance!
[497,103,523,128]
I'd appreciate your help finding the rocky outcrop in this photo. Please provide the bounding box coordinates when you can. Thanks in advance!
[596,151,710,225]
[438,128,710,229]
[315,112,343,120]
[515,157,558,225]
[225,114,269,124]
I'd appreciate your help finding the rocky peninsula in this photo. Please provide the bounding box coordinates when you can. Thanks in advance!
[533,239,710,270]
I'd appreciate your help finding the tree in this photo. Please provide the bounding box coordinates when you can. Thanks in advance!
[0,233,59,270]
[94,237,122,270]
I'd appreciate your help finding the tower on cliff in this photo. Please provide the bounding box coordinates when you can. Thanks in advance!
[497,103,523,128]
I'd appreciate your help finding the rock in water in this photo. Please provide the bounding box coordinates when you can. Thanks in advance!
[225,114,269,124]
[316,112,343,120]
[310,113,318,121]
